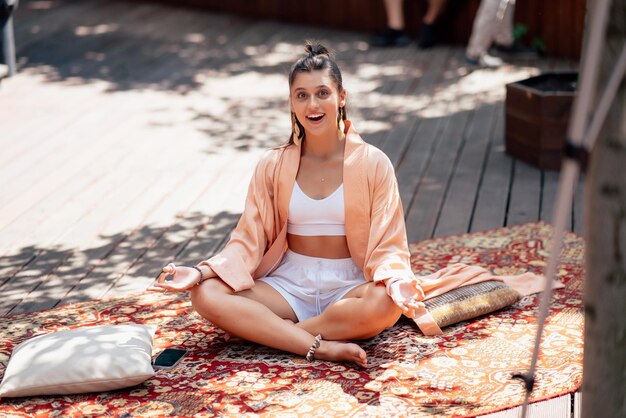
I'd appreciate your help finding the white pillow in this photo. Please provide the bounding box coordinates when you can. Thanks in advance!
[0,324,157,398]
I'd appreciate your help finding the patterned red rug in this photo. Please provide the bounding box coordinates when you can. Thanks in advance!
[0,222,584,417]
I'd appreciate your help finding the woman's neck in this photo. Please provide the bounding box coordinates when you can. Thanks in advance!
[302,130,345,159]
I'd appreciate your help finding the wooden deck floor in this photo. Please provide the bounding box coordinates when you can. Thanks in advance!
[0,0,583,416]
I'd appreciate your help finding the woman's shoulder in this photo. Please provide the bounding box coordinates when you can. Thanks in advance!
[360,142,394,172]
[251,145,297,183]
[346,121,392,167]
[256,145,290,170]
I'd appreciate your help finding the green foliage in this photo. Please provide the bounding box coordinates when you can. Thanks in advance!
[513,23,546,55]
[531,37,546,55]
[513,23,528,41]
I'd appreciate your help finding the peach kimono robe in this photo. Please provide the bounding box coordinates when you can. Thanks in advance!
[199,121,552,335]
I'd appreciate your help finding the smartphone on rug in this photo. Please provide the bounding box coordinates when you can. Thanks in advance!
[153,348,188,369]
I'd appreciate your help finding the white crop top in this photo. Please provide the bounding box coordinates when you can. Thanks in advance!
[287,181,346,236]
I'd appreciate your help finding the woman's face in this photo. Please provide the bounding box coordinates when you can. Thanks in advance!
[290,69,346,138]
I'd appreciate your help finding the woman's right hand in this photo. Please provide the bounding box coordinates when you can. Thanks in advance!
[146,263,200,293]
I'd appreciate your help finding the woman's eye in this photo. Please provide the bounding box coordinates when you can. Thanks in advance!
[319,90,329,97]
[297,92,306,99]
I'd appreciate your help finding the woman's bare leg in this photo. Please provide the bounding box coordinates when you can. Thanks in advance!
[423,0,447,24]
[190,279,367,367]
[296,282,402,340]
[384,0,405,30]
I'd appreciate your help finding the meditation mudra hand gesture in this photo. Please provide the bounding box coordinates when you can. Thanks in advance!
[387,279,424,318]
[147,41,431,368]
[147,263,210,293]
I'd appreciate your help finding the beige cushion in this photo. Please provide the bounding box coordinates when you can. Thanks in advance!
[0,324,156,398]
[424,281,521,328]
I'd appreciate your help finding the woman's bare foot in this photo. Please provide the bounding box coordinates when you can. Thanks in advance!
[315,340,367,368]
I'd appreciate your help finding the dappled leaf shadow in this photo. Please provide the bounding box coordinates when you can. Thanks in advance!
[0,210,240,316]
[11,0,532,154]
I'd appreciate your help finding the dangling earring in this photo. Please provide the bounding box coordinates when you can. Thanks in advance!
[337,107,345,134]
[291,112,302,145]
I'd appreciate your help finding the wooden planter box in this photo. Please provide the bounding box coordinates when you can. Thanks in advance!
[505,73,577,170]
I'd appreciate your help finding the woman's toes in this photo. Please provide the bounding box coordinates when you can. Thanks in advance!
[315,341,367,367]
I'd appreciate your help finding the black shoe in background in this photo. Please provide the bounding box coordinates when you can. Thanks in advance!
[369,28,411,47]
[491,42,539,59]
[417,23,437,49]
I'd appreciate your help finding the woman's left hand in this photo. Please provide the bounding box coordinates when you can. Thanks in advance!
[388,279,424,318]
[147,263,201,293]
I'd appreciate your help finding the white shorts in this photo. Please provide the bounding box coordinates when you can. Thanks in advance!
[258,249,366,321]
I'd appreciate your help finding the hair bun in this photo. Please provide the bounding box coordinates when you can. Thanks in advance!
[305,42,330,58]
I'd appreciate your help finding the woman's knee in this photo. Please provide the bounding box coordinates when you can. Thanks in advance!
[190,279,232,320]
[362,284,402,328]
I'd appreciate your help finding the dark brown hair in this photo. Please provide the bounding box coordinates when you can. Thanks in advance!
[287,41,348,145]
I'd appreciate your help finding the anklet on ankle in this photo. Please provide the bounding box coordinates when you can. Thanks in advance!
[306,334,322,362]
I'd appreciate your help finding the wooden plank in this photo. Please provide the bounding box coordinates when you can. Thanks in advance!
[524,395,572,417]
[434,101,496,237]
[50,20,286,306]
[102,150,262,299]
[477,405,519,417]
[381,48,449,167]
[540,170,560,225]
[401,50,474,241]
[0,4,204,182]
[0,100,143,229]
[506,159,542,226]
[0,170,161,315]
[0,6,254,247]
[573,391,582,418]
[355,46,421,149]
[0,4,160,156]
[0,250,36,288]
[0,249,70,316]
[63,21,293,303]
[397,116,442,210]
[0,104,172,256]
[0,106,176,314]
[395,49,452,211]
[470,102,513,232]
[14,149,241,313]
[12,0,106,45]
[6,21,292,312]
[7,162,185,313]
[404,99,472,242]
[478,394,572,417]
[109,10,253,89]
[8,2,158,98]
[0,129,142,256]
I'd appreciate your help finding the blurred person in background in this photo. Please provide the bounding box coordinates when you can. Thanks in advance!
[369,0,447,48]
[370,0,536,68]
[466,0,536,67]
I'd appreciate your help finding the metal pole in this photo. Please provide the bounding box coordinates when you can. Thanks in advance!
[2,15,16,76]
[517,0,613,416]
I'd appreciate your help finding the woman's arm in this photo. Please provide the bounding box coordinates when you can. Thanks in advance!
[196,150,281,291]
[149,149,281,294]
[362,150,425,317]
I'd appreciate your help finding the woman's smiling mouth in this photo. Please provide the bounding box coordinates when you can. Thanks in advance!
[307,113,325,122]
